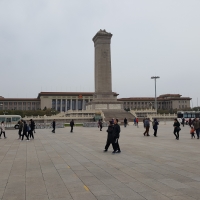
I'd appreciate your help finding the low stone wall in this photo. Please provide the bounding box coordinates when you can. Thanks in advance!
[83,122,108,127]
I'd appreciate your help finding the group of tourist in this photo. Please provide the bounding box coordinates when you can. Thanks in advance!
[18,119,35,141]
[104,118,121,154]
[0,119,36,140]
[143,118,159,137]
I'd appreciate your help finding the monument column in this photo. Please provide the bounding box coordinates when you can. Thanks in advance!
[86,29,123,110]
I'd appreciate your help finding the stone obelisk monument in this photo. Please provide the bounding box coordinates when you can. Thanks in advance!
[87,29,123,110]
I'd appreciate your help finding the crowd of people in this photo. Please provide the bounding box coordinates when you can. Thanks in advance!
[103,117,200,154]
[18,119,35,141]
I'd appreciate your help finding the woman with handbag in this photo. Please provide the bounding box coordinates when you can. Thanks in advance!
[173,118,181,140]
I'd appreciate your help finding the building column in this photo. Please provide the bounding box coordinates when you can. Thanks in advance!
[70,99,72,110]
[65,99,67,112]
[55,99,57,111]
[83,98,85,110]
[76,99,78,110]
[60,99,62,112]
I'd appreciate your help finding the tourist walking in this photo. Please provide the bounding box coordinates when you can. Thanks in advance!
[112,119,121,153]
[134,118,136,126]
[152,118,159,137]
[189,118,192,127]
[143,118,145,128]
[143,118,150,136]
[52,119,56,133]
[104,121,114,152]
[21,121,29,141]
[136,118,139,128]
[18,120,23,139]
[0,121,7,139]
[99,119,103,131]
[182,118,185,127]
[190,126,195,139]
[70,119,74,132]
[173,118,181,140]
[28,120,34,139]
[124,118,127,127]
[193,118,200,139]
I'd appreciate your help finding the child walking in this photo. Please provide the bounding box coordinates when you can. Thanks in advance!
[190,126,195,139]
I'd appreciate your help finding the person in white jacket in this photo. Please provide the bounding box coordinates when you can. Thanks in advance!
[0,121,7,139]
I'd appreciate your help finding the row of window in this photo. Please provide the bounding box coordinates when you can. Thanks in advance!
[0,107,40,111]
[124,102,173,105]
[179,105,187,108]
[0,102,40,106]
[179,101,187,103]
[52,99,89,111]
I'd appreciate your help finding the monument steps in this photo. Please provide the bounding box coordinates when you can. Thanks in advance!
[102,109,134,123]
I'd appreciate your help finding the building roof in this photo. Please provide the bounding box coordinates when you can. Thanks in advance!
[37,92,94,98]
[0,98,39,101]
[118,94,192,101]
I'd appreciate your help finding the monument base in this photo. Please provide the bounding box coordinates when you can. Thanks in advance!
[86,101,123,110]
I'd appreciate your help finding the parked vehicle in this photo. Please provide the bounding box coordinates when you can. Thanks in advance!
[0,115,22,128]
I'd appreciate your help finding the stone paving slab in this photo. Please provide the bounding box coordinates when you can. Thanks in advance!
[0,123,200,200]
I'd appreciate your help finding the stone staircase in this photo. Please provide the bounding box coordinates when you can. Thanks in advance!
[102,109,134,124]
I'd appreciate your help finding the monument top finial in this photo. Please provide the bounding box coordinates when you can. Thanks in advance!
[93,29,112,42]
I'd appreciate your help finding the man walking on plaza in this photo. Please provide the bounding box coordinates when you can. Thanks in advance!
[21,121,29,141]
[143,118,150,136]
[124,118,128,127]
[52,119,56,133]
[104,121,114,152]
[18,120,23,139]
[182,118,185,127]
[70,119,74,132]
[112,119,121,153]
[193,118,200,139]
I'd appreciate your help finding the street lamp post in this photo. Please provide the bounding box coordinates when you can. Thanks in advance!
[151,76,160,113]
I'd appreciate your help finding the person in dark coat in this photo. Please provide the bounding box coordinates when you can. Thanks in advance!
[173,118,180,140]
[29,119,34,139]
[124,118,128,127]
[52,120,56,133]
[18,120,23,139]
[112,119,121,153]
[182,118,185,127]
[21,121,30,141]
[70,119,74,132]
[143,118,150,136]
[152,118,159,137]
[189,118,192,127]
[99,119,103,131]
[104,121,114,152]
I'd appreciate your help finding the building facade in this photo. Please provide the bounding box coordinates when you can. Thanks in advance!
[119,94,191,110]
[0,93,191,112]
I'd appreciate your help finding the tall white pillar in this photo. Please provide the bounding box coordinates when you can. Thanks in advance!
[83,98,85,110]
[55,99,57,111]
[76,99,78,110]
[65,99,67,112]
[60,99,62,112]
[70,99,72,110]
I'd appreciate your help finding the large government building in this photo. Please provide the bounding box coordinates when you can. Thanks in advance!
[0,92,191,111]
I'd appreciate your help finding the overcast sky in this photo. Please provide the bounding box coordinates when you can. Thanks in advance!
[0,0,200,107]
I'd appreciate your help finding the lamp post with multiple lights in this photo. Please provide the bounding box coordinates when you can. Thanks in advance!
[151,76,160,113]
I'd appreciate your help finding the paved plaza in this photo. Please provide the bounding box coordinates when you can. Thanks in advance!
[0,122,200,200]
